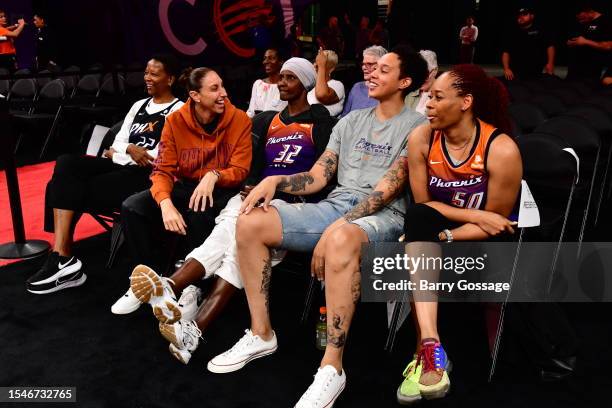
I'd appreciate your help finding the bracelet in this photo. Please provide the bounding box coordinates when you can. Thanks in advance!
[442,229,453,243]
[211,169,221,180]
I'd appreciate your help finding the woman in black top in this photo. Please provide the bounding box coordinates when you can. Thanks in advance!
[27,54,184,295]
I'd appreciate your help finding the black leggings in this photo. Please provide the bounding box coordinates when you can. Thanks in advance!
[44,154,151,232]
[121,181,237,270]
[403,203,461,243]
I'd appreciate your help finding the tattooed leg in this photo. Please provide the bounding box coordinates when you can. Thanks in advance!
[260,256,272,313]
[236,207,283,340]
[320,223,368,372]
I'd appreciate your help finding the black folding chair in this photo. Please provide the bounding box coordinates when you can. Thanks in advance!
[531,94,566,117]
[78,75,126,127]
[535,117,601,246]
[508,102,547,135]
[489,133,579,381]
[10,79,66,158]
[7,78,37,114]
[562,105,612,226]
[505,81,532,103]
[545,88,580,106]
[36,69,53,89]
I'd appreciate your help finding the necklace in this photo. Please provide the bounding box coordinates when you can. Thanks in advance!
[444,125,477,162]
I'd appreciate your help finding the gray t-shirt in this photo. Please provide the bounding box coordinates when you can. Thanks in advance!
[325,106,426,214]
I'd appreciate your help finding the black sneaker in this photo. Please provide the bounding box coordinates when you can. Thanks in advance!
[26,252,86,294]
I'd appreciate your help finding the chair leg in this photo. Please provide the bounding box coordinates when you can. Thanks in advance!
[39,106,63,159]
[385,300,404,352]
[13,132,23,154]
[594,144,612,226]
[106,222,124,269]
[301,276,317,324]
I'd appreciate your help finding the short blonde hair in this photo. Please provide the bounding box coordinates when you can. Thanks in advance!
[323,50,338,69]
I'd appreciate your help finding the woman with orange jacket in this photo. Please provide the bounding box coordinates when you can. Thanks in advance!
[121,67,252,271]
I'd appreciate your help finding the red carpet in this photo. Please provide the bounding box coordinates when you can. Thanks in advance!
[0,161,106,266]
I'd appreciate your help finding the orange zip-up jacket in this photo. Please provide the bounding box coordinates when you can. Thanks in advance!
[150,98,252,204]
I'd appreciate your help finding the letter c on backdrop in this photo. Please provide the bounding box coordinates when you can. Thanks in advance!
[159,0,207,56]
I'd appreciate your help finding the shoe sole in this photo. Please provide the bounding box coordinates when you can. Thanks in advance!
[27,273,87,294]
[168,343,191,365]
[207,345,278,374]
[130,265,181,324]
[159,322,181,348]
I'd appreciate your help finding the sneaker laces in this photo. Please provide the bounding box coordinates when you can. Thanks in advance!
[222,329,257,357]
[162,277,177,300]
[301,367,336,403]
[402,355,418,377]
[179,285,200,307]
[181,321,203,349]
[417,343,439,374]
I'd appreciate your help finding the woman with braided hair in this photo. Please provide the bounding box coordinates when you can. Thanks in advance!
[397,64,522,404]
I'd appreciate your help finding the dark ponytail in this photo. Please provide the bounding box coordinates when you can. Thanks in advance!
[178,67,214,94]
[448,64,512,135]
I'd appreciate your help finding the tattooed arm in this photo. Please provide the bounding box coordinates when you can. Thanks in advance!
[276,149,338,195]
[240,150,339,214]
[343,155,409,222]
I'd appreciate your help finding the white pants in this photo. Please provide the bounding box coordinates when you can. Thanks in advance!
[186,193,287,289]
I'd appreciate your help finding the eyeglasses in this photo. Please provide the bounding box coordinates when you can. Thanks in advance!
[362,63,377,69]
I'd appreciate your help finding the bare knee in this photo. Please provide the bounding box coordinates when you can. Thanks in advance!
[236,213,261,244]
[325,226,364,273]
[236,209,281,248]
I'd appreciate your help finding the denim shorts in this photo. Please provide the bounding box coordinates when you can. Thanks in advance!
[272,191,404,252]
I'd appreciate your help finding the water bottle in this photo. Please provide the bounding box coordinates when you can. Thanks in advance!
[316,306,327,350]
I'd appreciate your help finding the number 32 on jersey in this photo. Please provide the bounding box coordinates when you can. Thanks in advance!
[273,144,302,164]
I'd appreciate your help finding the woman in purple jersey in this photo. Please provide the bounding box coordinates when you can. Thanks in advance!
[396,64,522,404]
[111,58,337,365]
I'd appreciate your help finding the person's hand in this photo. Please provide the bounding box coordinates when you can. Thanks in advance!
[314,48,328,72]
[310,218,348,281]
[126,144,154,167]
[240,176,279,214]
[567,36,587,47]
[189,171,218,212]
[311,233,328,281]
[240,185,255,200]
[472,210,516,236]
[160,199,187,235]
[544,63,555,75]
[503,68,514,80]
[103,147,116,159]
[17,18,25,26]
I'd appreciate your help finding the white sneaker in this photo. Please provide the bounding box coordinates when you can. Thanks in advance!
[129,264,181,324]
[159,320,202,364]
[294,365,347,408]
[111,287,142,314]
[207,329,278,374]
[178,285,202,322]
